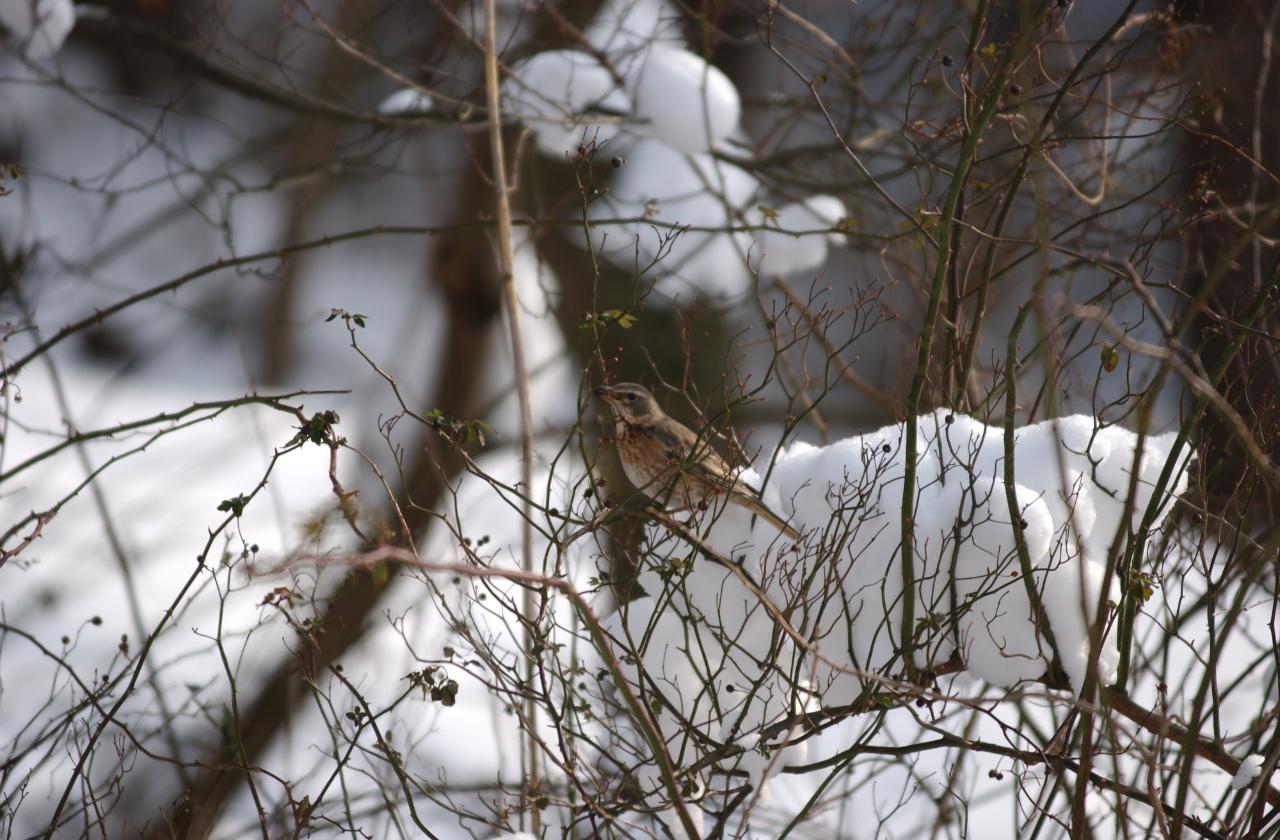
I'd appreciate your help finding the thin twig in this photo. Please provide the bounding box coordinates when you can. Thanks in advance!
[481,3,542,833]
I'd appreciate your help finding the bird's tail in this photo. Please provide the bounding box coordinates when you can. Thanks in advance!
[741,494,802,542]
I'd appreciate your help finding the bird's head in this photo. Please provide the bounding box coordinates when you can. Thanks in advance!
[593,383,664,426]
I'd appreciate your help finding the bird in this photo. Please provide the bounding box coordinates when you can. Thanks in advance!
[594,383,801,542]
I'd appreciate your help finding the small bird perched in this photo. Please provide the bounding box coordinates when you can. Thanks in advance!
[594,383,801,541]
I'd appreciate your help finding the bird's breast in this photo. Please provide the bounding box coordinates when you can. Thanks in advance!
[617,423,716,509]
[617,424,665,490]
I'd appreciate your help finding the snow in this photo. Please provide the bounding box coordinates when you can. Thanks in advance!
[400,447,603,771]
[754,195,849,276]
[627,45,741,154]
[501,49,627,158]
[585,0,684,67]
[506,2,787,301]
[0,363,343,830]
[593,411,1194,814]
[494,3,764,300]
[377,86,434,115]
[759,411,1192,694]
[498,16,740,161]
[801,194,850,244]
[475,227,579,437]
[1232,754,1264,790]
[0,0,74,59]
[600,586,806,804]
[591,138,758,297]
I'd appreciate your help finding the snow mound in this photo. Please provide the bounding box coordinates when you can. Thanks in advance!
[599,412,1194,814]
[377,87,434,115]
[599,587,807,826]
[0,0,75,59]
[761,411,1193,695]
[502,49,627,157]
[390,409,1196,826]
[585,0,684,67]
[591,138,757,297]
[1232,754,1265,790]
[627,45,741,154]
[754,195,849,276]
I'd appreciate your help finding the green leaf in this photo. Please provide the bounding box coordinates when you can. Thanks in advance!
[423,409,491,447]
[757,204,779,224]
[577,309,638,331]
[217,494,249,517]
[465,418,495,446]
[292,410,341,446]
[1101,343,1120,372]
[325,308,368,328]
[431,678,459,707]
[1125,569,1157,604]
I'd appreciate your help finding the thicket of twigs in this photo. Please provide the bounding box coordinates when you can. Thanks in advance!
[2,1,1278,838]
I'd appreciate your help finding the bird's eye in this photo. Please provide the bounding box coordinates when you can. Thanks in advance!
[626,394,637,402]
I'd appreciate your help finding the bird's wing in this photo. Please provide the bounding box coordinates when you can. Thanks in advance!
[649,422,799,539]
[650,423,745,494]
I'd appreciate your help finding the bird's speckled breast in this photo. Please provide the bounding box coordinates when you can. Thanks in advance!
[617,422,709,507]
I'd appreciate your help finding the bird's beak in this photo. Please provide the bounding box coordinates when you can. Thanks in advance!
[593,385,617,401]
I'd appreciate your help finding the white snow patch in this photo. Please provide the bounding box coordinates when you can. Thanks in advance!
[592,412,1194,818]
[1232,754,1264,790]
[377,86,434,115]
[753,195,848,276]
[0,0,75,59]
[627,45,741,154]
[758,411,1193,694]
[476,227,578,437]
[592,138,758,297]
[585,0,684,69]
[502,49,627,158]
